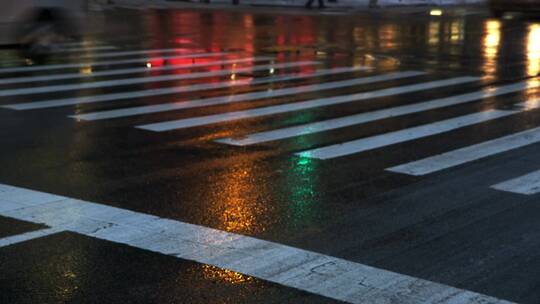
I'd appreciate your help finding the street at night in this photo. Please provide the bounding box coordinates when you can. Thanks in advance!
[1,2,540,303]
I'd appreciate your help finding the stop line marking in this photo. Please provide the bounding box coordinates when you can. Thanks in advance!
[0,184,513,304]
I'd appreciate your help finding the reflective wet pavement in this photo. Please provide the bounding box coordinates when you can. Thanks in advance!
[1,6,540,303]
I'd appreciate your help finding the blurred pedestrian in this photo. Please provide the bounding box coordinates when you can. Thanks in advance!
[305,0,325,8]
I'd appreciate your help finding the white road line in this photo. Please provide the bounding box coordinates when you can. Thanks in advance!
[138,76,480,132]
[0,52,229,74]
[72,71,423,121]
[0,227,64,248]
[0,57,274,85]
[492,170,540,195]
[297,110,518,160]
[4,65,358,110]
[58,41,107,47]
[388,123,540,176]
[79,48,208,59]
[56,45,118,52]
[0,61,321,97]
[0,183,513,304]
[217,80,537,146]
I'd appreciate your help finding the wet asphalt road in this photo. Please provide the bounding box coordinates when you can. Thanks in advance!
[1,5,540,303]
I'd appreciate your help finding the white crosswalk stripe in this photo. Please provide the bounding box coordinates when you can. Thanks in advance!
[55,45,118,53]
[79,48,211,59]
[0,227,64,248]
[0,51,229,74]
[5,45,540,196]
[71,71,423,121]
[0,60,322,97]
[57,41,109,48]
[296,110,520,160]
[491,170,540,195]
[216,80,537,146]
[137,77,479,131]
[0,57,275,85]
[387,123,540,176]
[0,183,515,304]
[3,65,363,110]
[297,100,540,159]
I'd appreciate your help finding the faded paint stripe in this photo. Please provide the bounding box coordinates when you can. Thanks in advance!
[0,183,514,304]
[0,227,64,248]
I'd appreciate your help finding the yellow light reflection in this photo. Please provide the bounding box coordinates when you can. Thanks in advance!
[201,265,254,284]
[80,66,93,74]
[428,21,441,45]
[527,24,540,76]
[204,163,272,235]
[430,9,443,16]
[483,20,501,75]
[450,21,464,43]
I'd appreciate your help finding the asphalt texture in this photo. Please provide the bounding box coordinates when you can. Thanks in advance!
[1,5,540,304]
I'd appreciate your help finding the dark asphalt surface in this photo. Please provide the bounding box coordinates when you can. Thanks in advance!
[1,5,540,303]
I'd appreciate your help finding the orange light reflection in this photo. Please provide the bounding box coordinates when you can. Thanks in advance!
[527,24,540,77]
[483,20,501,75]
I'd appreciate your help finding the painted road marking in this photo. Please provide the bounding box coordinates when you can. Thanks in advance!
[3,66,360,110]
[0,57,275,85]
[71,71,423,121]
[0,227,64,248]
[217,81,537,146]
[0,184,513,304]
[137,77,480,132]
[0,52,229,74]
[0,61,322,97]
[79,48,211,59]
[56,45,118,53]
[297,110,518,160]
[388,124,540,176]
[57,41,108,47]
[492,170,540,195]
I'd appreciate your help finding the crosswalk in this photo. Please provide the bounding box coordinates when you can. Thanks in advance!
[2,42,540,196]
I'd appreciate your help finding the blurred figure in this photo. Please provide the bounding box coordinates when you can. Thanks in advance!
[305,0,326,9]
